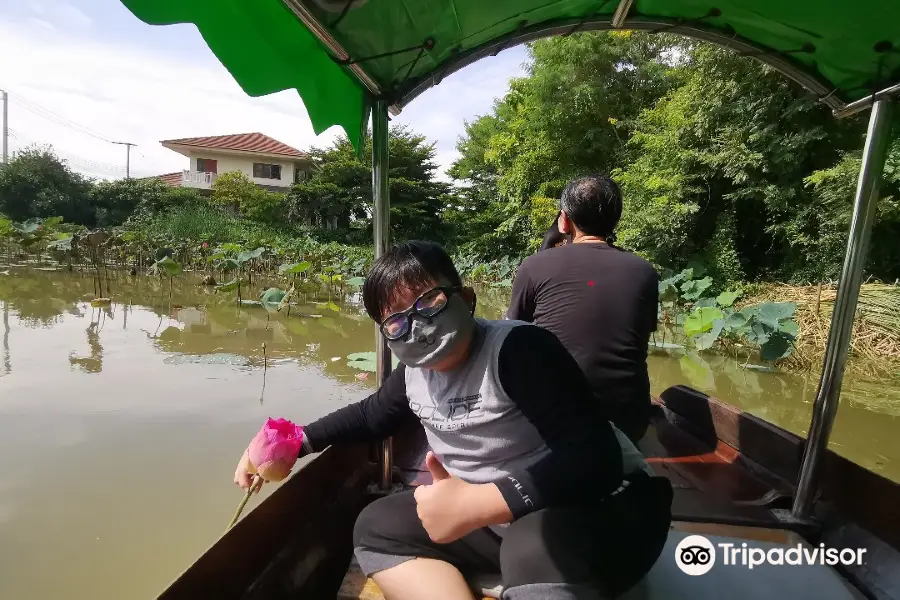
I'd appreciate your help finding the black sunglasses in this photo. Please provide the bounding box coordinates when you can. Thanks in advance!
[379,286,462,341]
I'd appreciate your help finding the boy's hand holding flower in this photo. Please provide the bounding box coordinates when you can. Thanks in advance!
[234,418,305,492]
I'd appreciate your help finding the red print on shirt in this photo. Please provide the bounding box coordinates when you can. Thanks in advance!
[588,281,595,287]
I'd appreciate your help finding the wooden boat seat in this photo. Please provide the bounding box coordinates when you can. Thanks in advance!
[337,522,865,599]
[639,413,791,527]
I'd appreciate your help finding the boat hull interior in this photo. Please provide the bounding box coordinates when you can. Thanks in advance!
[156,386,900,599]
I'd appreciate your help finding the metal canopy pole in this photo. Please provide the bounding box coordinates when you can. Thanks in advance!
[280,0,401,115]
[372,99,394,490]
[833,82,900,119]
[792,99,894,519]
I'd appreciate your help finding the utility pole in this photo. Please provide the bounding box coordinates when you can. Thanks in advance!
[112,141,137,178]
[1,89,8,164]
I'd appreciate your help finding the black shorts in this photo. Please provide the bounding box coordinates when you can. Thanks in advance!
[353,472,673,599]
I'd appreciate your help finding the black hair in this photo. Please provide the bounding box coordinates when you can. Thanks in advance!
[538,211,571,251]
[363,240,462,322]
[559,174,623,240]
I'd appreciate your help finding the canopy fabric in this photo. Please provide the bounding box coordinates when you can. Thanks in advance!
[120,0,900,147]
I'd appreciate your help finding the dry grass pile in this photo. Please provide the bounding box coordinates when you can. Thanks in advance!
[744,282,900,373]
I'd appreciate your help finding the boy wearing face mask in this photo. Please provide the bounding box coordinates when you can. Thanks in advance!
[234,241,672,600]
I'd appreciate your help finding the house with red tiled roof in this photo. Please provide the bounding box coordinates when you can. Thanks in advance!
[155,133,313,191]
[155,172,184,187]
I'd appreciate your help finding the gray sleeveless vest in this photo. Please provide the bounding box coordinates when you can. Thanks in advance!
[404,319,651,486]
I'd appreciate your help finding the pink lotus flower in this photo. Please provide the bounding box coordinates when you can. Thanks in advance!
[201,242,209,249]
[247,418,304,482]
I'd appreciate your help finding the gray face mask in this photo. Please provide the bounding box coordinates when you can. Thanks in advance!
[386,295,476,369]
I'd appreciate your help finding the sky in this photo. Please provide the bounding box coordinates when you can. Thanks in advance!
[0,0,527,181]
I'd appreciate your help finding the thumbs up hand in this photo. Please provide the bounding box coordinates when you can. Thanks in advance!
[425,450,451,481]
[413,452,512,544]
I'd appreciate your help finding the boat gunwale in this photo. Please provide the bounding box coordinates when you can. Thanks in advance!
[156,442,371,600]
[653,386,900,599]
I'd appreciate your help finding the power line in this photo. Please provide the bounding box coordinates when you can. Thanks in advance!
[3,89,141,177]
[111,141,137,179]
[8,134,125,175]
[7,127,155,178]
[8,91,115,144]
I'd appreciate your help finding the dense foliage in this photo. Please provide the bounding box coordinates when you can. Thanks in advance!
[287,125,452,242]
[0,147,94,225]
[448,33,900,283]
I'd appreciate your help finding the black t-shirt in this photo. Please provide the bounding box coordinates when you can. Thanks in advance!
[506,242,659,420]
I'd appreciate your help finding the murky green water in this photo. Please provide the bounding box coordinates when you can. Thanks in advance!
[0,269,898,599]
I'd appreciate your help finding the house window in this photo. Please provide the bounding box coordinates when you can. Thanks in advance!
[196,158,218,173]
[253,163,282,180]
[294,167,309,183]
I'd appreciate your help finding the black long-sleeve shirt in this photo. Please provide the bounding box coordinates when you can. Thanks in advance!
[507,242,659,434]
[302,322,625,519]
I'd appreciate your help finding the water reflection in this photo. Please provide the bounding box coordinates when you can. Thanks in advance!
[68,309,106,374]
[0,268,379,381]
[2,301,9,376]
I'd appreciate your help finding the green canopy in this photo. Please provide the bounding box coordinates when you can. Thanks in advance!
[120,0,900,146]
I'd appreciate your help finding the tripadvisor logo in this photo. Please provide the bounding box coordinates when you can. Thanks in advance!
[675,535,716,575]
[674,535,867,576]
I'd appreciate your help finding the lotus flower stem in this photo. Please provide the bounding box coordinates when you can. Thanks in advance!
[259,343,267,405]
[228,475,263,530]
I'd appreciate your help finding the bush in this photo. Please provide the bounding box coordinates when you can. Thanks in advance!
[240,191,286,226]
[136,203,249,243]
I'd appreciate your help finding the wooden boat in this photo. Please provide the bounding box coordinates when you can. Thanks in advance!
[154,384,900,599]
[116,1,900,598]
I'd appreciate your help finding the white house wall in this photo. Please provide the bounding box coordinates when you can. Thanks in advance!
[187,151,304,189]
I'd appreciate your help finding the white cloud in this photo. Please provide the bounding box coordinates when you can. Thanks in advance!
[26,17,55,31]
[0,19,334,179]
[56,3,93,30]
[28,1,91,29]
[0,10,525,182]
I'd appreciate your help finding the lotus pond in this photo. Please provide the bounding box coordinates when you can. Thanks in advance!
[1,267,899,599]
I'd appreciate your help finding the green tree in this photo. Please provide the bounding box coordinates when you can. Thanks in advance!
[448,32,891,283]
[801,137,900,281]
[211,170,287,226]
[616,42,862,281]
[288,126,451,242]
[490,31,677,201]
[241,190,286,226]
[445,114,510,257]
[287,140,368,232]
[448,31,681,259]
[92,178,170,226]
[131,182,204,217]
[212,171,262,212]
[0,146,93,225]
